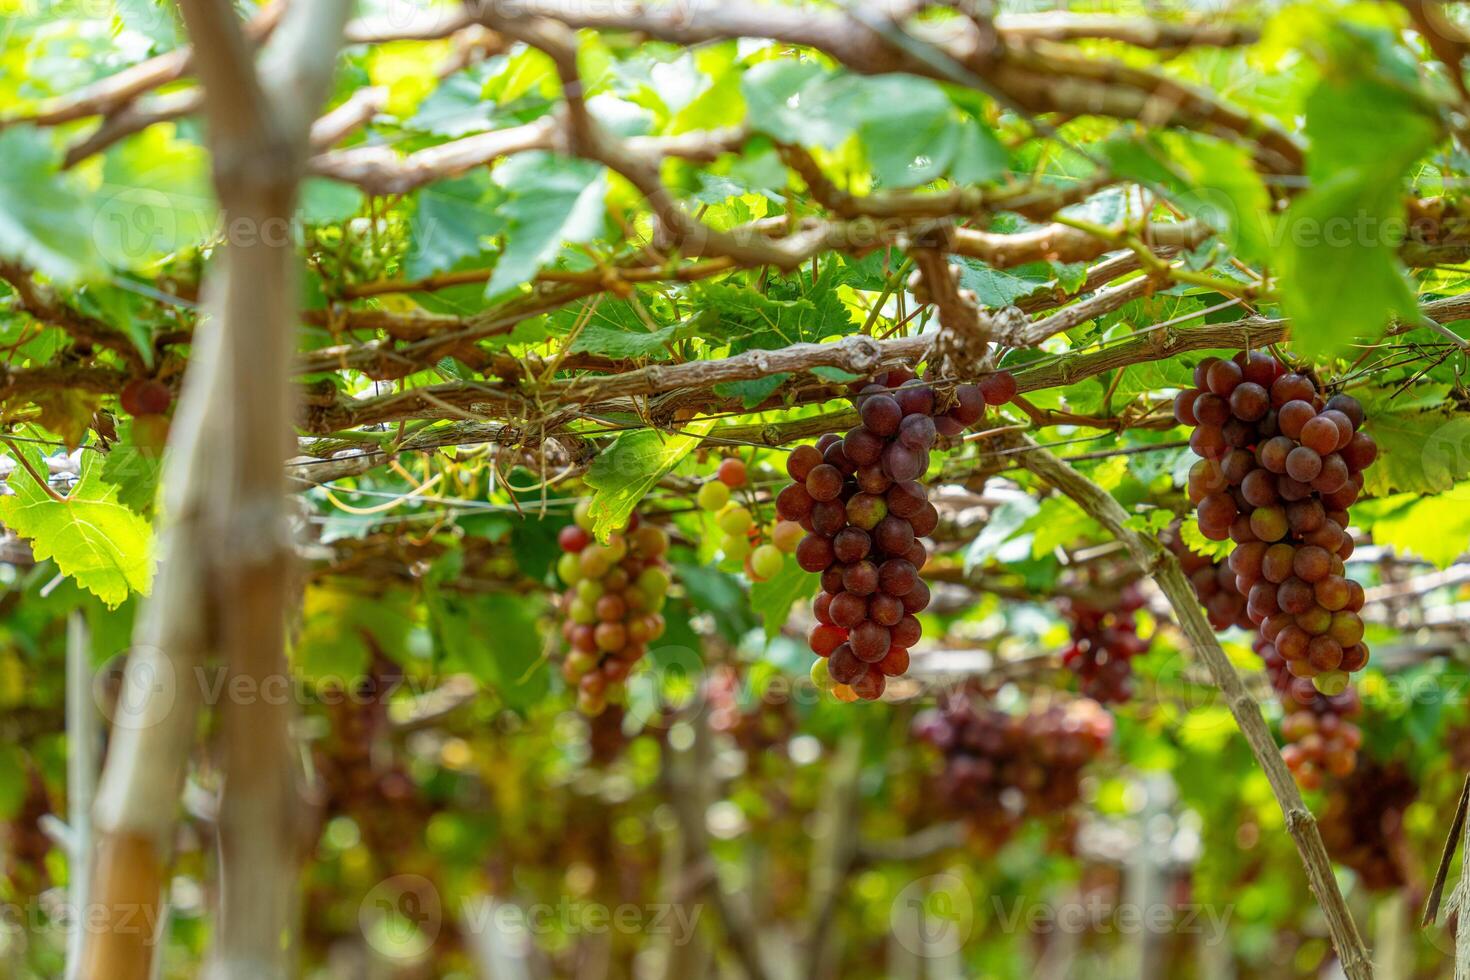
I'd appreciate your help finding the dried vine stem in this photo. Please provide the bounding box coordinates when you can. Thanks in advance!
[1003,432,1373,980]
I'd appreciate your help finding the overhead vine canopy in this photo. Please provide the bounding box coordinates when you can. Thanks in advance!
[5,1,1470,978]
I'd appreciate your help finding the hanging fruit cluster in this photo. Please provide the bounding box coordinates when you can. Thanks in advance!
[1318,759,1417,890]
[1058,586,1149,704]
[696,455,803,580]
[1257,637,1363,787]
[1164,521,1251,630]
[1177,351,1376,694]
[556,502,671,715]
[778,366,1013,701]
[912,694,1112,849]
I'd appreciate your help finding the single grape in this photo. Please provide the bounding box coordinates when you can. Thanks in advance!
[812,501,847,537]
[1285,446,1323,483]
[1271,373,1316,407]
[879,559,918,596]
[979,371,1018,405]
[559,525,591,553]
[861,395,903,436]
[717,504,753,536]
[870,593,904,626]
[1240,469,1279,507]
[909,502,940,538]
[851,669,886,701]
[875,515,916,555]
[892,614,922,647]
[833,527,872,563]
[808,623,847,657]
[796,535,835,572]
[717,457,747,487]
[886,481,927,518]
[1250,505,1288,542]
[851,621,892,662]
[830,592,868,629]
[900,580,931,614]
[876,645,910,677]
[751,544,785,580]
[772,520,804,553]
[895,380,936,416]
[881,442,924,482]
[843,560,880,596]
[843,426,885,466]
[787,445,823,481]
[806,464,845,502]
[846,492,888,530]
[1174,390,1200,426]
[828,644,866,684]
[776,484,814,521]
[898,413,937,451]
[1229,381,1269,421]
[950,385,985,426]
[1206,358,1243,395]
[1193,393,1231,427]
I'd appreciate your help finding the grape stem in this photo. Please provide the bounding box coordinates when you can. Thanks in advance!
[1001,431,1375,980]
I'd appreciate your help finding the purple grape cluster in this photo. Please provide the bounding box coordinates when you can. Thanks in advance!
[780,367,1014,700]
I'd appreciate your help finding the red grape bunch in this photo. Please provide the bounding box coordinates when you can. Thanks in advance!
[1177,350,1376,694]
[778,365,1014,701]
[912,695,1113,849]
[1164,521,1252,630]
[1257,637,1363,787]
[1059,588,1149,704]
[556,501,671,716]
[1319,759,1417,890]
[696,455,803,581]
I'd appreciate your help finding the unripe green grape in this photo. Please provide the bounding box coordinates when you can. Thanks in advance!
[810,657,834,690]
[564,650,599,679]
[604,680,627,705]
[723,533,752,562]
[638,566,671,599]
[576,579,604,603]
[557,552,583,585]
[1314,670,1349,696]
[717,504,753,535]
[698,481,731,512]
[574,499,595,531]
[751,544,784,579]
[569,599,597,625]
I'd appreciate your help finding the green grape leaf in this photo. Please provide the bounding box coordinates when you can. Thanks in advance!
[1359,488,1470,568]
[0,127,104,283]
[1179,517,1232,560]
[486,153,607,299]
[0,444,153,608]
[99,426,163,516]
[750,557,817,641]
[96,123,215,268]
[1276,61,1441,357]
[584,417,715,542]
[294,584,418,681]
[1359,396,1470,496]
[425,563,549,711]
[406,174,503,279]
